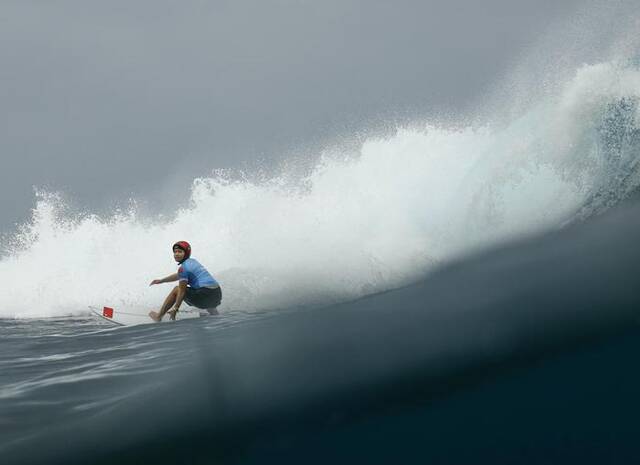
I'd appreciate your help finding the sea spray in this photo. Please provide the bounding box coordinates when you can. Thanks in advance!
[1,61,639,319]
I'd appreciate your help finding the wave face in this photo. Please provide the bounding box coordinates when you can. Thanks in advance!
[4,199,640,465]
[1,61,640,319]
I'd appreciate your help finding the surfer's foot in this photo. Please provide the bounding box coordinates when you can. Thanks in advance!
[167,309,177,321]
[149,311,161,322]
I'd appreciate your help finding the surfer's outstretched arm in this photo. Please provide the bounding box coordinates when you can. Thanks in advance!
[149,273,179,286]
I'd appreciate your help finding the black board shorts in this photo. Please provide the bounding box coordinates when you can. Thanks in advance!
[184,286,222,310]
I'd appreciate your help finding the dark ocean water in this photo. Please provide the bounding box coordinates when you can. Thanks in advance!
[2,197,640,464]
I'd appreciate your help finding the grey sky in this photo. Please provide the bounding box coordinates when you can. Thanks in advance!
[1,0,588,233]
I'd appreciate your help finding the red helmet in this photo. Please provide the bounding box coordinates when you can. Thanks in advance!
[172,241,191,261]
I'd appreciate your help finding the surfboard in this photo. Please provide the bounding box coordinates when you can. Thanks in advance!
[89,305,202,326]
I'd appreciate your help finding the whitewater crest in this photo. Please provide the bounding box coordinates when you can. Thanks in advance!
[1,61,639,319]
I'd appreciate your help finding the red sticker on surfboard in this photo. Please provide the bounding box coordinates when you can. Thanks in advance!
[103,307,114,318]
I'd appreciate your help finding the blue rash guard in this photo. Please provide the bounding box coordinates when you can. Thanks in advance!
[177,258,219,289]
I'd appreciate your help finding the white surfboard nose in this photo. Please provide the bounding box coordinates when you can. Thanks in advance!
[89,305,201,326]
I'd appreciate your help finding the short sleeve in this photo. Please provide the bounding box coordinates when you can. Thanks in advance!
[177,265,188,282]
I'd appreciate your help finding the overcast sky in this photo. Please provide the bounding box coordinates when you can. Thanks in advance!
[0,0,590,233]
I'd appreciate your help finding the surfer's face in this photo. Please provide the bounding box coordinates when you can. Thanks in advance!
[173,248,186,262]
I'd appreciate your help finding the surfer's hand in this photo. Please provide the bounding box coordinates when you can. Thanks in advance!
[149,279,162,286]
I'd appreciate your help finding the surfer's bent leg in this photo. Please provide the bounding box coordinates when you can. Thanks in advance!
[150,286,179,322]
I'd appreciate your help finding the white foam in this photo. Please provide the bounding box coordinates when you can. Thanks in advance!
[1,61,640,319]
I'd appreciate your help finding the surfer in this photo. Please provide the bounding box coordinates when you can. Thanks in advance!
[148,241,222,322]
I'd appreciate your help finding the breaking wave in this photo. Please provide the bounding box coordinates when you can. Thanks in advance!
[1,60,639,319]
